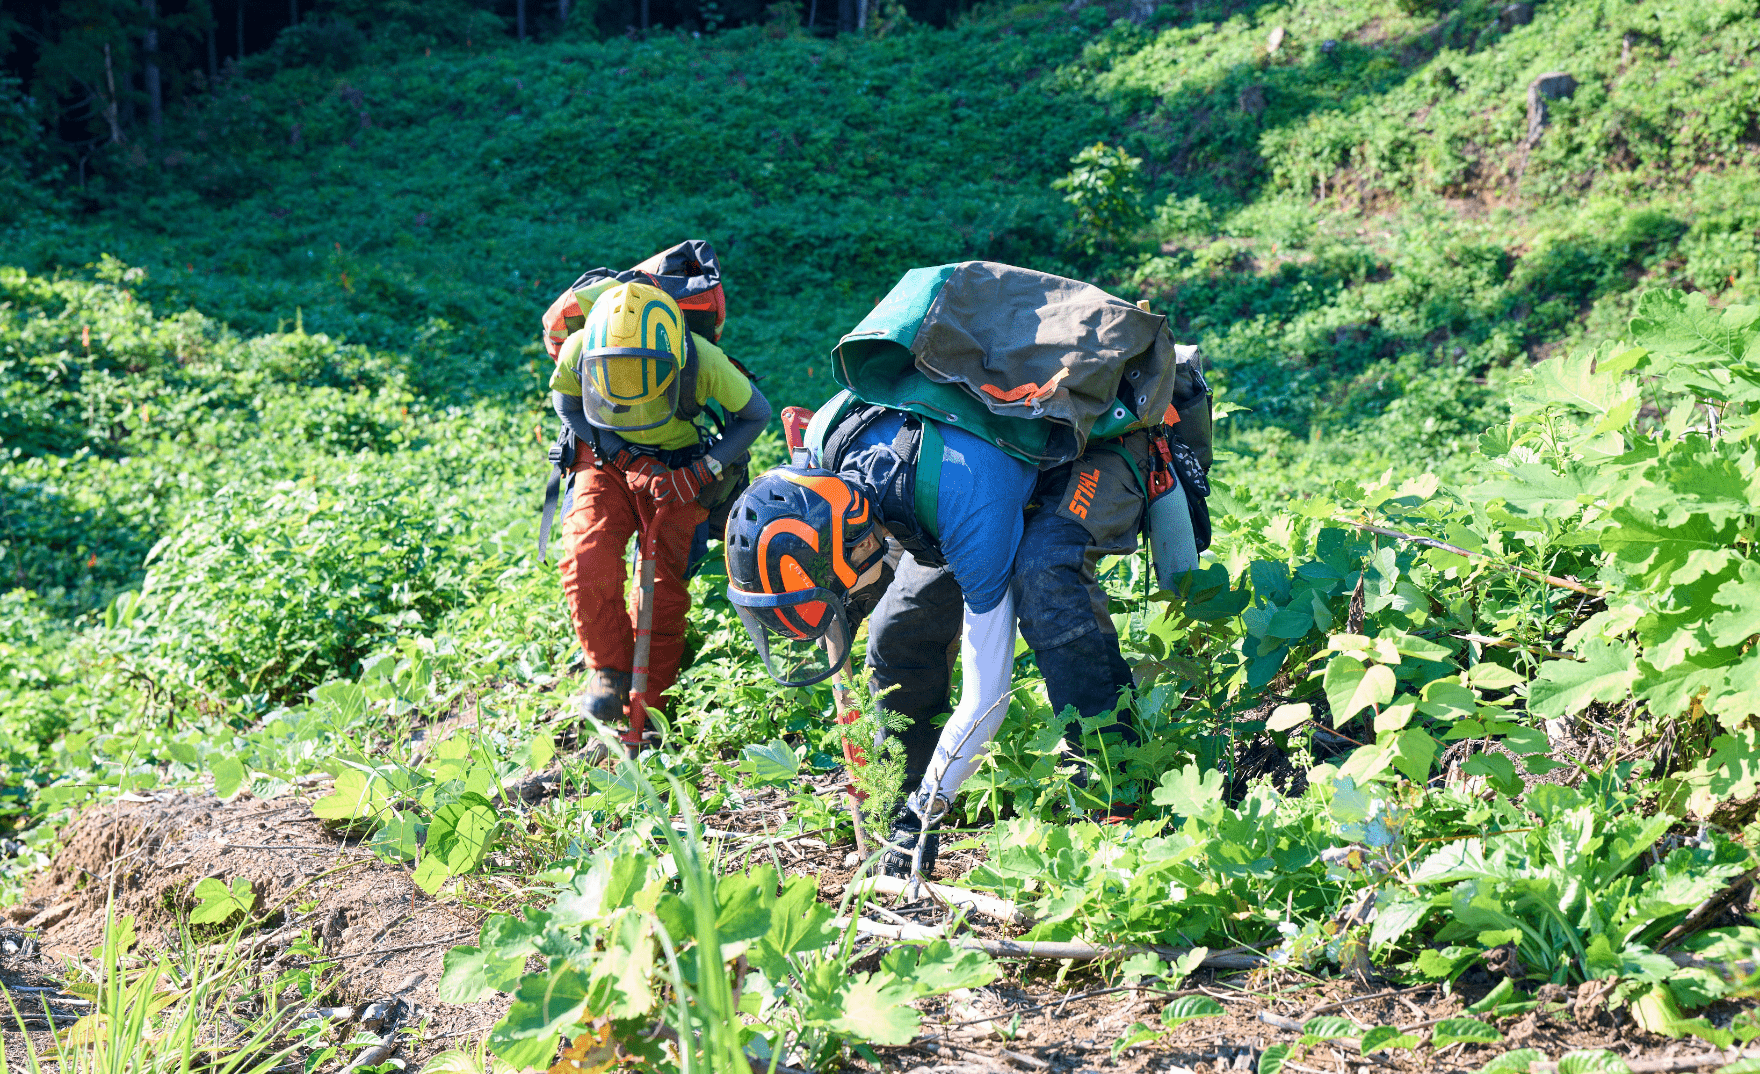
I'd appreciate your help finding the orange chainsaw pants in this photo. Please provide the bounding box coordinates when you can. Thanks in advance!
[558,458,708,717]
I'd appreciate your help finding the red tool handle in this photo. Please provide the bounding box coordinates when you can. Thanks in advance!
[782,406,814,454]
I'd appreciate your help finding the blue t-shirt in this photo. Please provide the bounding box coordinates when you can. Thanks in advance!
[842,413,1038,614]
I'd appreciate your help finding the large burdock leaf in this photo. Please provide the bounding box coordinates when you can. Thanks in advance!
[813,972,919,1044]
[1529,640,1639,719]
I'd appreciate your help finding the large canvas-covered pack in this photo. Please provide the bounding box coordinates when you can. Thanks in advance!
[831,261,1208,466]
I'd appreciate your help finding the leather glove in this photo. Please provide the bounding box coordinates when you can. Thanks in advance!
[618,454,669,491]
[648,458,718,504]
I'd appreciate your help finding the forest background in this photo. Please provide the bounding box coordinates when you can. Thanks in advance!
[3,0,1760,1066]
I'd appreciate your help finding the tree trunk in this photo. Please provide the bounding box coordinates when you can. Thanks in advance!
[857,0,867,29]
[102,44,125,143]
[143,0,162,138]
[236,0,244,61]
[641,0,650,32]
[559,0,570,21]
[808,0,817,30]
[517,0,527,38]
[839,0,854,32]
[289,0,298,27]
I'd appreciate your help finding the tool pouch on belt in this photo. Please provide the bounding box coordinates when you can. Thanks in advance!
[1050,432,1150,557]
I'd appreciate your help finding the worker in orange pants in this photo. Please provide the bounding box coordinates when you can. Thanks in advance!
[557,456,708,720]
[547,281,769,741]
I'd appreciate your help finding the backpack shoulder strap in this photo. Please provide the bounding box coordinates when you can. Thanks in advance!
[910,420,943,542]
[675,332,702,421]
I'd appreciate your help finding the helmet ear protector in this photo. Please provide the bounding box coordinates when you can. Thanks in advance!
[724,467,889,687]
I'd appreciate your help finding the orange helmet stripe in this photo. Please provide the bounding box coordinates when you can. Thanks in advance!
[777,471,860,589]
[757,517,821,595]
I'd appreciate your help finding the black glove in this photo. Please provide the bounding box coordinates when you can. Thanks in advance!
[880,797,942,879]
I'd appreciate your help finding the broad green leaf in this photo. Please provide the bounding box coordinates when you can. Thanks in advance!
[1267,703,1311,732]
[1467,663,1525,690]
[190,877,256,925]
[438,945,489,1004]
[1324,656,1396,725]
[1299,1015,1358,1045]
[759,875,837,961]
[1118,952,1166,980]
[1529,640,1640,720]
[412,854,452,895]
[881,941,999,997]
[368,809,421,862]
[502,962,593,1038]
[812,972,919,1044]
[736,739,801,786]
[210,756,246,800]
[1151,763,1225,819]
[1709,563,1760,647]
[1386,727,1438,783]
[1556,1049,1629,1074]
[1360,1026,1419,1053]
[1420,680,1478,718]
[714,867,777,946]
[1159,995,1225,1028]
[486,1027,558,1070]
[1481,1048,1546,1073]
[1631,289,1748,362]
[1430,1017,1500,1048]
[1258,1043,1291,1074]
[1111,1022,1161,1057]
[1369,895,1428,948]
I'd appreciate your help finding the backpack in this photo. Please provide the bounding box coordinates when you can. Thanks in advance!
[812,261,1214,579]
[541,239,727,358]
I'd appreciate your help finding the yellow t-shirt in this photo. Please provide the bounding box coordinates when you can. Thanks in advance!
[551,330,755,451]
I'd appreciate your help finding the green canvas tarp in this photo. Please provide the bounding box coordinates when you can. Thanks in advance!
[831,261,1179,465]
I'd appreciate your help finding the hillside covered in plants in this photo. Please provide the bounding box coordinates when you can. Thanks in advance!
[2,0,1760,1070]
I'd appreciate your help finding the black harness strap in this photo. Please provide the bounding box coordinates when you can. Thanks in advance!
[818,404,946,569]
[538,428,579,562]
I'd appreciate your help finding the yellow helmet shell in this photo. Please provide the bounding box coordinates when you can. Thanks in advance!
[577,282,689,432]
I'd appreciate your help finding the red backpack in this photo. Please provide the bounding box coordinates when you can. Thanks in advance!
[541,239,726,359]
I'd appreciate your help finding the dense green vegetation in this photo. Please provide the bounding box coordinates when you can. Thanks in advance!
[4,0,1760,1067]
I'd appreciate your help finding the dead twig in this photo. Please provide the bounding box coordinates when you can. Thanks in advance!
[1658,865,1760,951]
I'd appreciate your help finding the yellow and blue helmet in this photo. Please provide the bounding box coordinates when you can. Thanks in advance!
[575,281,690,432]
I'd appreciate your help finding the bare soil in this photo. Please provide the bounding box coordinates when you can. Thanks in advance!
[2,790,505,1069]
[4,785,1753,1073]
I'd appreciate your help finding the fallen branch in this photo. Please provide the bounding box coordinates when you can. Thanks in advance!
[847,875,1031,926]
[1658,865,1760,952]
[1336,519,1605,598]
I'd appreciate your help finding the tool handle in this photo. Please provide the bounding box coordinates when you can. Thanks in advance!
[781,406,815,463]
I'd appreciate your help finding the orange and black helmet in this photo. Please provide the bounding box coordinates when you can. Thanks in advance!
[725,467,890,687]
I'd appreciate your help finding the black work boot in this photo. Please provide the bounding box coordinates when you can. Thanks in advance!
[579,669,631,763]
[881,794,948,879]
